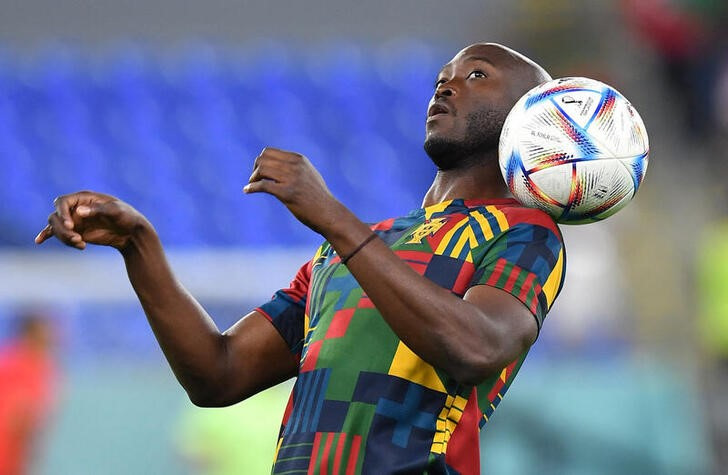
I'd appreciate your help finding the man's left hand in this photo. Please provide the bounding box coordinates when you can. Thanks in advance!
[244,147,345,235]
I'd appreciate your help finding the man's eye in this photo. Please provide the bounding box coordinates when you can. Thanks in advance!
[468,70,486,79]
[433,78,447,89]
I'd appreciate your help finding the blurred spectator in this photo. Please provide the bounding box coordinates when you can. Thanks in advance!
[698,218,728,474]
[507,0,614,81]
[175,383,290,475]
[621,0,728,141]
[0,312,58,475]
[717,58,728,134]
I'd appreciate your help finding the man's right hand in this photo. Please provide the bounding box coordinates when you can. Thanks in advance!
[35,191,151,251]
[33,190,298,407]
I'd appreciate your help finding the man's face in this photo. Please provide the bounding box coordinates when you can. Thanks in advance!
[424,44,518,170]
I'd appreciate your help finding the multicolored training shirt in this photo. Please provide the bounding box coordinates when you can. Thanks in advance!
[256,198,566,475]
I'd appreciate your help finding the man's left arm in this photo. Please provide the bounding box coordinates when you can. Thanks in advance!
[245,147,554,386]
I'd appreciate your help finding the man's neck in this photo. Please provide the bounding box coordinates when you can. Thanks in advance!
[422,161,510,207]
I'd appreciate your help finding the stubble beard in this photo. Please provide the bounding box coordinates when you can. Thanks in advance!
[424,108,508,171]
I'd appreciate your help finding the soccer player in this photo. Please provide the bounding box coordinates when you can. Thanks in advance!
[35,42,565,474]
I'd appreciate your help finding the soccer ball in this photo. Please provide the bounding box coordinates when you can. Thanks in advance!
[498,77,649,224]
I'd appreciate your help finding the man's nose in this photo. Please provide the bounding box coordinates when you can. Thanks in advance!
[435,82,456,98]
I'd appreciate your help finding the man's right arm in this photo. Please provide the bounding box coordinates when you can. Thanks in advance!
[36,191,299,407]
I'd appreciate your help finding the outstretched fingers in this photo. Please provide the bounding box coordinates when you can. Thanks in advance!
[245,149,293,196]
[39,209,85,249]
[34,224,54,244]
[36,193,82,247]
[243,178,283,195]
[35,191,145,251]
[35,192,111,249]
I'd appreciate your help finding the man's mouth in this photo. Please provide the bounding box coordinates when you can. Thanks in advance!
[427,103,450,118]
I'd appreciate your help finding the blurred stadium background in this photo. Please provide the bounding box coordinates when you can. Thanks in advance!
[1,0,726,473]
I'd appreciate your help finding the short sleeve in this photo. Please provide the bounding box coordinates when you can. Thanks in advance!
[256,260,311,355]
[470,222,565,329]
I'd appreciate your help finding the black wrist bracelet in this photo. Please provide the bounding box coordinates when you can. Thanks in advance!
[341,233,377,265]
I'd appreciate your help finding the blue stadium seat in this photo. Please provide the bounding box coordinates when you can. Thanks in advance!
[0,43,442,247]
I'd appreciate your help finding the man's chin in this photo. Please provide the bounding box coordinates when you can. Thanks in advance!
[424,108,505,170]
[424,136,462,171]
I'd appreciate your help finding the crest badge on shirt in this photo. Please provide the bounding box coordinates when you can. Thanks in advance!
[406,217,448,244]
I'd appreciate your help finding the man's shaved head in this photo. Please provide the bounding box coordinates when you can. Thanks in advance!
[467,42,551,99]
[424,42,551,170]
